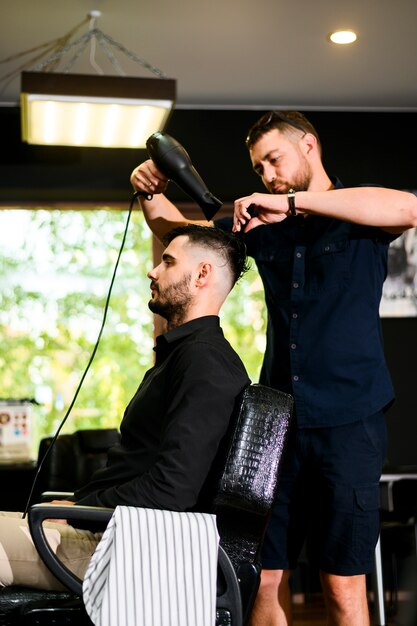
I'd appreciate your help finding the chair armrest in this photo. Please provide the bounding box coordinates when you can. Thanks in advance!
[28,503,114,595]
[217,546,243,626]
[28,505,243,626]
[236,561,261,624]
[40,491,75,502]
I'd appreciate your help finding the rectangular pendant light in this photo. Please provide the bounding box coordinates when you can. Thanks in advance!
[21,71,176,149]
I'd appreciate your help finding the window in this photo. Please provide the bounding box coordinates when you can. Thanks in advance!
[0,208,266,455]
[0,208,154,450]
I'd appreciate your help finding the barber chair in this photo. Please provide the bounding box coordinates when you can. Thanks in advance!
[34,428,121,498]
[0,384,293,626]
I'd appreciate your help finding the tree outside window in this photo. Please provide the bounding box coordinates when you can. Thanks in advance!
[0,208,266,457]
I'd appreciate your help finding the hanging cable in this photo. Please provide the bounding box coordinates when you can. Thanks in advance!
[21,193,148,517]
[1,11,167,86]
[0,17,89,94]
[88,10,104,75]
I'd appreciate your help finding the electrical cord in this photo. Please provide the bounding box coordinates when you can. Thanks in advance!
[22,193,141,517]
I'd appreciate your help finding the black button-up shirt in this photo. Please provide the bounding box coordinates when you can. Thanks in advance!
[217,180,396,428]
[75,316,250,510]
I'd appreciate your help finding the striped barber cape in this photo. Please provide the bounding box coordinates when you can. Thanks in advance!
[83,506,219,626]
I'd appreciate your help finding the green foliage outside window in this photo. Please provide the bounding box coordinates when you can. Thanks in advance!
[220,266,267,384]
[0,209,266,455]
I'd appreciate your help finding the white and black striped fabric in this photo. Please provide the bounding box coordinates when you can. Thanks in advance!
[83,506,219,626]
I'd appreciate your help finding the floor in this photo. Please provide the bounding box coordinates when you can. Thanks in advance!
[291,592,416,626]
[292,595,327,626]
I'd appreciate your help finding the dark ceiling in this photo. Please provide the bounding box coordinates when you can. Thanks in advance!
[1,108,416,207]
[1,0,417,109]
[1,1,416,205]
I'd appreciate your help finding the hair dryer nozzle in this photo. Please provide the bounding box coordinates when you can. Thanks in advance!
[146,132,222,221]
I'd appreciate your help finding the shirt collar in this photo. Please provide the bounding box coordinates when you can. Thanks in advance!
[154,315,220,354]
[331,175,344,189]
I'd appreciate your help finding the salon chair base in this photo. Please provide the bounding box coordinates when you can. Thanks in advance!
[1,583,241,625]
[18,598,91,626]
[1,546,242,626]
[1,591,234,626]
[0,588,78,626]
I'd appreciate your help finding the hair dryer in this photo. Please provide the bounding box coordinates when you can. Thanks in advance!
[146,132,223,221]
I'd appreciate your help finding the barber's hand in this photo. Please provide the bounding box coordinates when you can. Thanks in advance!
[45,500,76,525]
[130,159,169,197]
[233,193,290,233]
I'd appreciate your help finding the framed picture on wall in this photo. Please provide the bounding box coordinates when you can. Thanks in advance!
[381,219,417,317]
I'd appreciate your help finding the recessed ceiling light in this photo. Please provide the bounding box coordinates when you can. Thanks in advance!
[329,30,358,45]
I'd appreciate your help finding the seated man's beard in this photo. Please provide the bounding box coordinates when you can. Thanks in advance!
[148,273,194,326]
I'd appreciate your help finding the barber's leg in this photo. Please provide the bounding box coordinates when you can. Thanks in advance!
[320,572,369,626]
[248,568,293,626]
[0,511,101,590]
[312,413,387,626]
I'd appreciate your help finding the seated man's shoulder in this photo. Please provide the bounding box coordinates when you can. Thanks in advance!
[176,334,249,384]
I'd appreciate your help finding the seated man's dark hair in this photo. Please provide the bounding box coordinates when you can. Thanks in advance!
[163,224,250,285]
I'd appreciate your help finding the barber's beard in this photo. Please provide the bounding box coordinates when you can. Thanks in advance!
[271,153,313,194]
[288,153,313,192]
[148,273,194,330]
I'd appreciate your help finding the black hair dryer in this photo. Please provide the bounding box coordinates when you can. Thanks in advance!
[146,132,223,221]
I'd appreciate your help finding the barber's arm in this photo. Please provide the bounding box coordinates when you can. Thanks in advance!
[233,187,417,235]
[130,159,212,241]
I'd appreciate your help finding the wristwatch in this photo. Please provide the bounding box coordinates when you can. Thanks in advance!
[287,188,296,216]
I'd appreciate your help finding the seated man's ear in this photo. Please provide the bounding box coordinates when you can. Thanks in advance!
[195,262,212,286]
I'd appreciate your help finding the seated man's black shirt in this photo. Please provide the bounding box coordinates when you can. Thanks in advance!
[75,316,250,511]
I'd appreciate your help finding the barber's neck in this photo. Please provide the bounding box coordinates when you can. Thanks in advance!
[307,162,333,192]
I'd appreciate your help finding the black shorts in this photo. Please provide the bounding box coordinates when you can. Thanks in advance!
[261,411,387,575]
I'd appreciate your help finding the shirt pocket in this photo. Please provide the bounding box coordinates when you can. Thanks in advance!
[306,239,351,296]
[353,484,380,561]
[255,247,294,301]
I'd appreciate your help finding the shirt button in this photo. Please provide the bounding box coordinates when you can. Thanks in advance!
[296,252,302,258]
[293,375,299,382]
[291,343,297,350]
[324,245,330,252]
[293,282,299,289]
[292,313,298,319]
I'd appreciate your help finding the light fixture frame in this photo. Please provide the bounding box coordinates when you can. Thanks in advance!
[21,71,176,149]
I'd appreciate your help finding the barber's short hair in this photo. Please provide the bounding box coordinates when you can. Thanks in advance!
[163,224,249,286]
[246,110,322,154]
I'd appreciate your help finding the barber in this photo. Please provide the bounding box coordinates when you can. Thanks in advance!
[130,111,417,626]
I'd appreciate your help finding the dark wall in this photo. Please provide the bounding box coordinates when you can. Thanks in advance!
[1,108,416,202]
[382,319,417,468]
[1,106,416,467]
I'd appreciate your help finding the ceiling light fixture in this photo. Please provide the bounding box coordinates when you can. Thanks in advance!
[329,30,358,45]
[14,11,175,149]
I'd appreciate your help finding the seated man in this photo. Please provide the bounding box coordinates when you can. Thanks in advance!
[0,224,250,591]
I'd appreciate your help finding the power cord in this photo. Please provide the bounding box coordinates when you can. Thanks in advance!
[22,193,142,517]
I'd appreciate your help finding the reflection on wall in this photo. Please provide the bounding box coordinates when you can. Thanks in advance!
[381,198,417,318]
